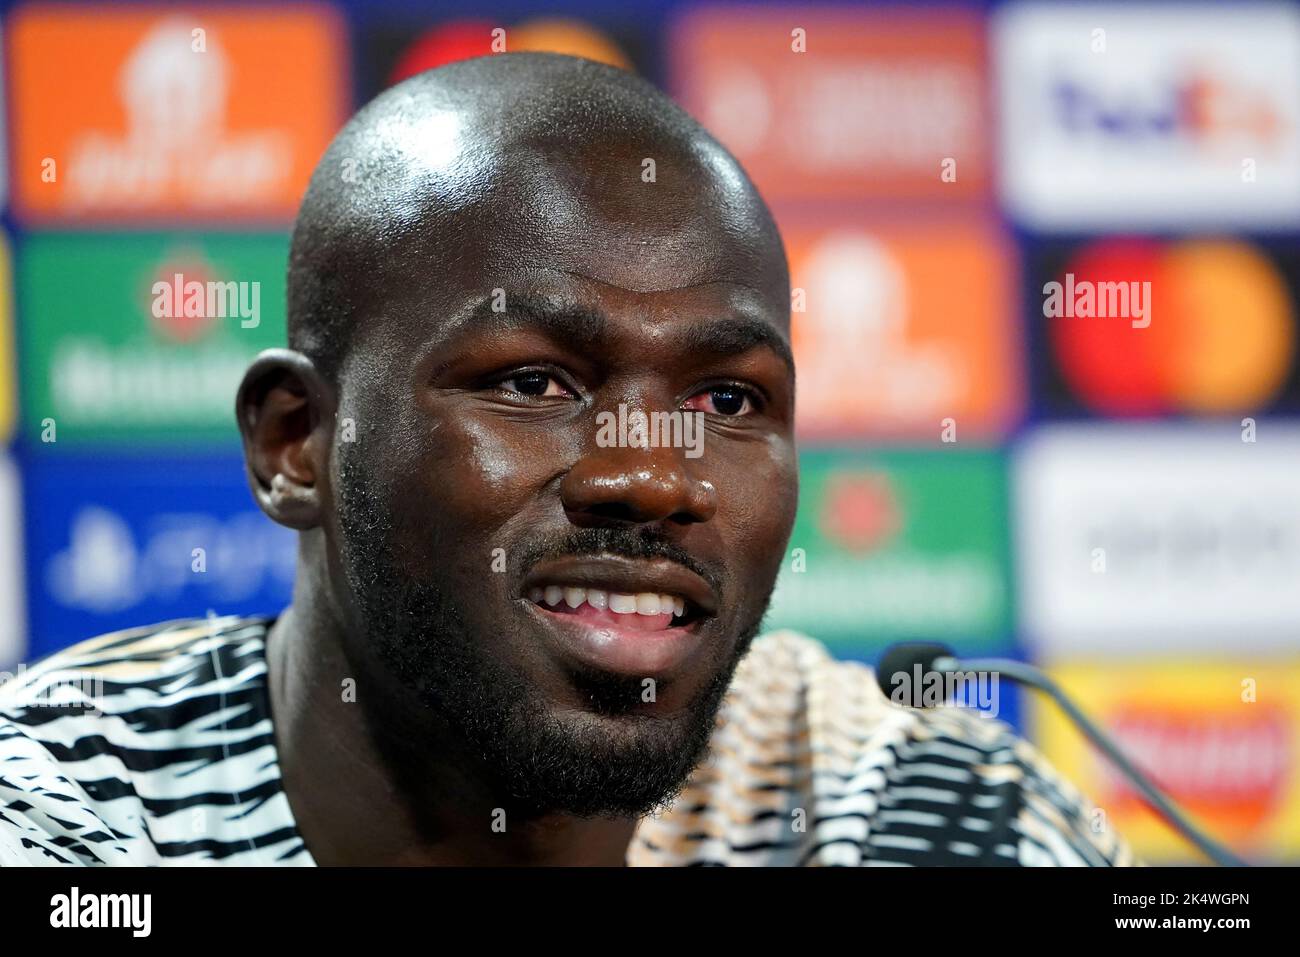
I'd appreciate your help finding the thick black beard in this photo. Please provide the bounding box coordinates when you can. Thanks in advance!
[334,451,770,821]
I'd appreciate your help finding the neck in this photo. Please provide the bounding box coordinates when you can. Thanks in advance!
[265,599,638,866]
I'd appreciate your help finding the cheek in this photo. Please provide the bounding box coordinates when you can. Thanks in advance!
[770,440,800,535]
[389,412,569,544]
[713,437,799,576]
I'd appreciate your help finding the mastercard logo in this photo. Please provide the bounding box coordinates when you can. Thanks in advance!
[1048,239,1295,416]
[389,17,630,85]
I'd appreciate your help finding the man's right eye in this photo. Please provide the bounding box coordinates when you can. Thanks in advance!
[498,370,574,398]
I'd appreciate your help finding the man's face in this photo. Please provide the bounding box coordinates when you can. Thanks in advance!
[324,132,797,817]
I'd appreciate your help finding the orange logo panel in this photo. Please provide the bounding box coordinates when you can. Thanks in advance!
[786,219,1021,440]
[10,5,349,223]
[670,7,989,202]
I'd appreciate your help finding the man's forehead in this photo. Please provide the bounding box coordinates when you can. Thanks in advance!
[458,278,789,343]
[371,266,791,373]
[289,54,790,378]
[381,161,787,329]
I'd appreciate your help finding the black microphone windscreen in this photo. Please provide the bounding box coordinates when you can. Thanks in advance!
[875,642,956,703]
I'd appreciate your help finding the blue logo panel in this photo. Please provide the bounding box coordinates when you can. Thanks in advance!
[22,453,295,660]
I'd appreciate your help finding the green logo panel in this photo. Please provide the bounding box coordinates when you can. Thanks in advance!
[765,448,1014,656]
[20,233,288,445]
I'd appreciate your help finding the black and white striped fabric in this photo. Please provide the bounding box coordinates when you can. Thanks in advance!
[0,616,1134,866]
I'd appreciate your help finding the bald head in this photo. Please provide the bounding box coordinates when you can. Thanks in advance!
[287,52,788,381]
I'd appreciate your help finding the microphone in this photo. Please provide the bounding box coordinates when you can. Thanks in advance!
[876,642,1247,868]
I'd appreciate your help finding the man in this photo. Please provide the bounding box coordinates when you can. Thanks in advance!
[0,54,1130,866]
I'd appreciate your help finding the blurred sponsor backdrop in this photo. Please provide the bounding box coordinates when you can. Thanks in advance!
[0,0,1296,863]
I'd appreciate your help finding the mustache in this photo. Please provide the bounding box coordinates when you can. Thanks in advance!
[513,526,725,596]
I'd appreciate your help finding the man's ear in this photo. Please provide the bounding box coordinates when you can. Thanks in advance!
[236,348,336,530]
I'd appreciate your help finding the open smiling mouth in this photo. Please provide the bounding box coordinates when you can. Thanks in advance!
[518,555,718,675]
[526,585,700,633]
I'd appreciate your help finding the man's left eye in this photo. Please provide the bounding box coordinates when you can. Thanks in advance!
[499,371,573,398]
[683,385,757,417]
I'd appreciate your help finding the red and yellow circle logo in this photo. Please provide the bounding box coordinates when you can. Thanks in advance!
[1050,238,1294,416]
[389,17,630,85]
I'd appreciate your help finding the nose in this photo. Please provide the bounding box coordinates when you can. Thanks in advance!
[561,438,718,528]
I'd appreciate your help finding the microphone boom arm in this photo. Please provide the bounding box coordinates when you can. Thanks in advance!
[935,655,1248,868]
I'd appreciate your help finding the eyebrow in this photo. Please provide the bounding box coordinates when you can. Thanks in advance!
[679,315,795,373]
[444,294,795,373]
[453,295,608,350]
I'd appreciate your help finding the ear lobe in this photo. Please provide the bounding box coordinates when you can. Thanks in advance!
[236,348,335,530]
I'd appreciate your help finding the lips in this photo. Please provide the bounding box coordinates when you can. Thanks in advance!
[519,554,718,676]
[521,554,717,616]
[527,585,688,632]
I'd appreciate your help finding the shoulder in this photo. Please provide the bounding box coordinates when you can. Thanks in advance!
[631,631,1136,867]
[0,616,279,866]
[1,615,272,734]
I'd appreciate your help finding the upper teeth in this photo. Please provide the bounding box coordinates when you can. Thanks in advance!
[529,585,686,618]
